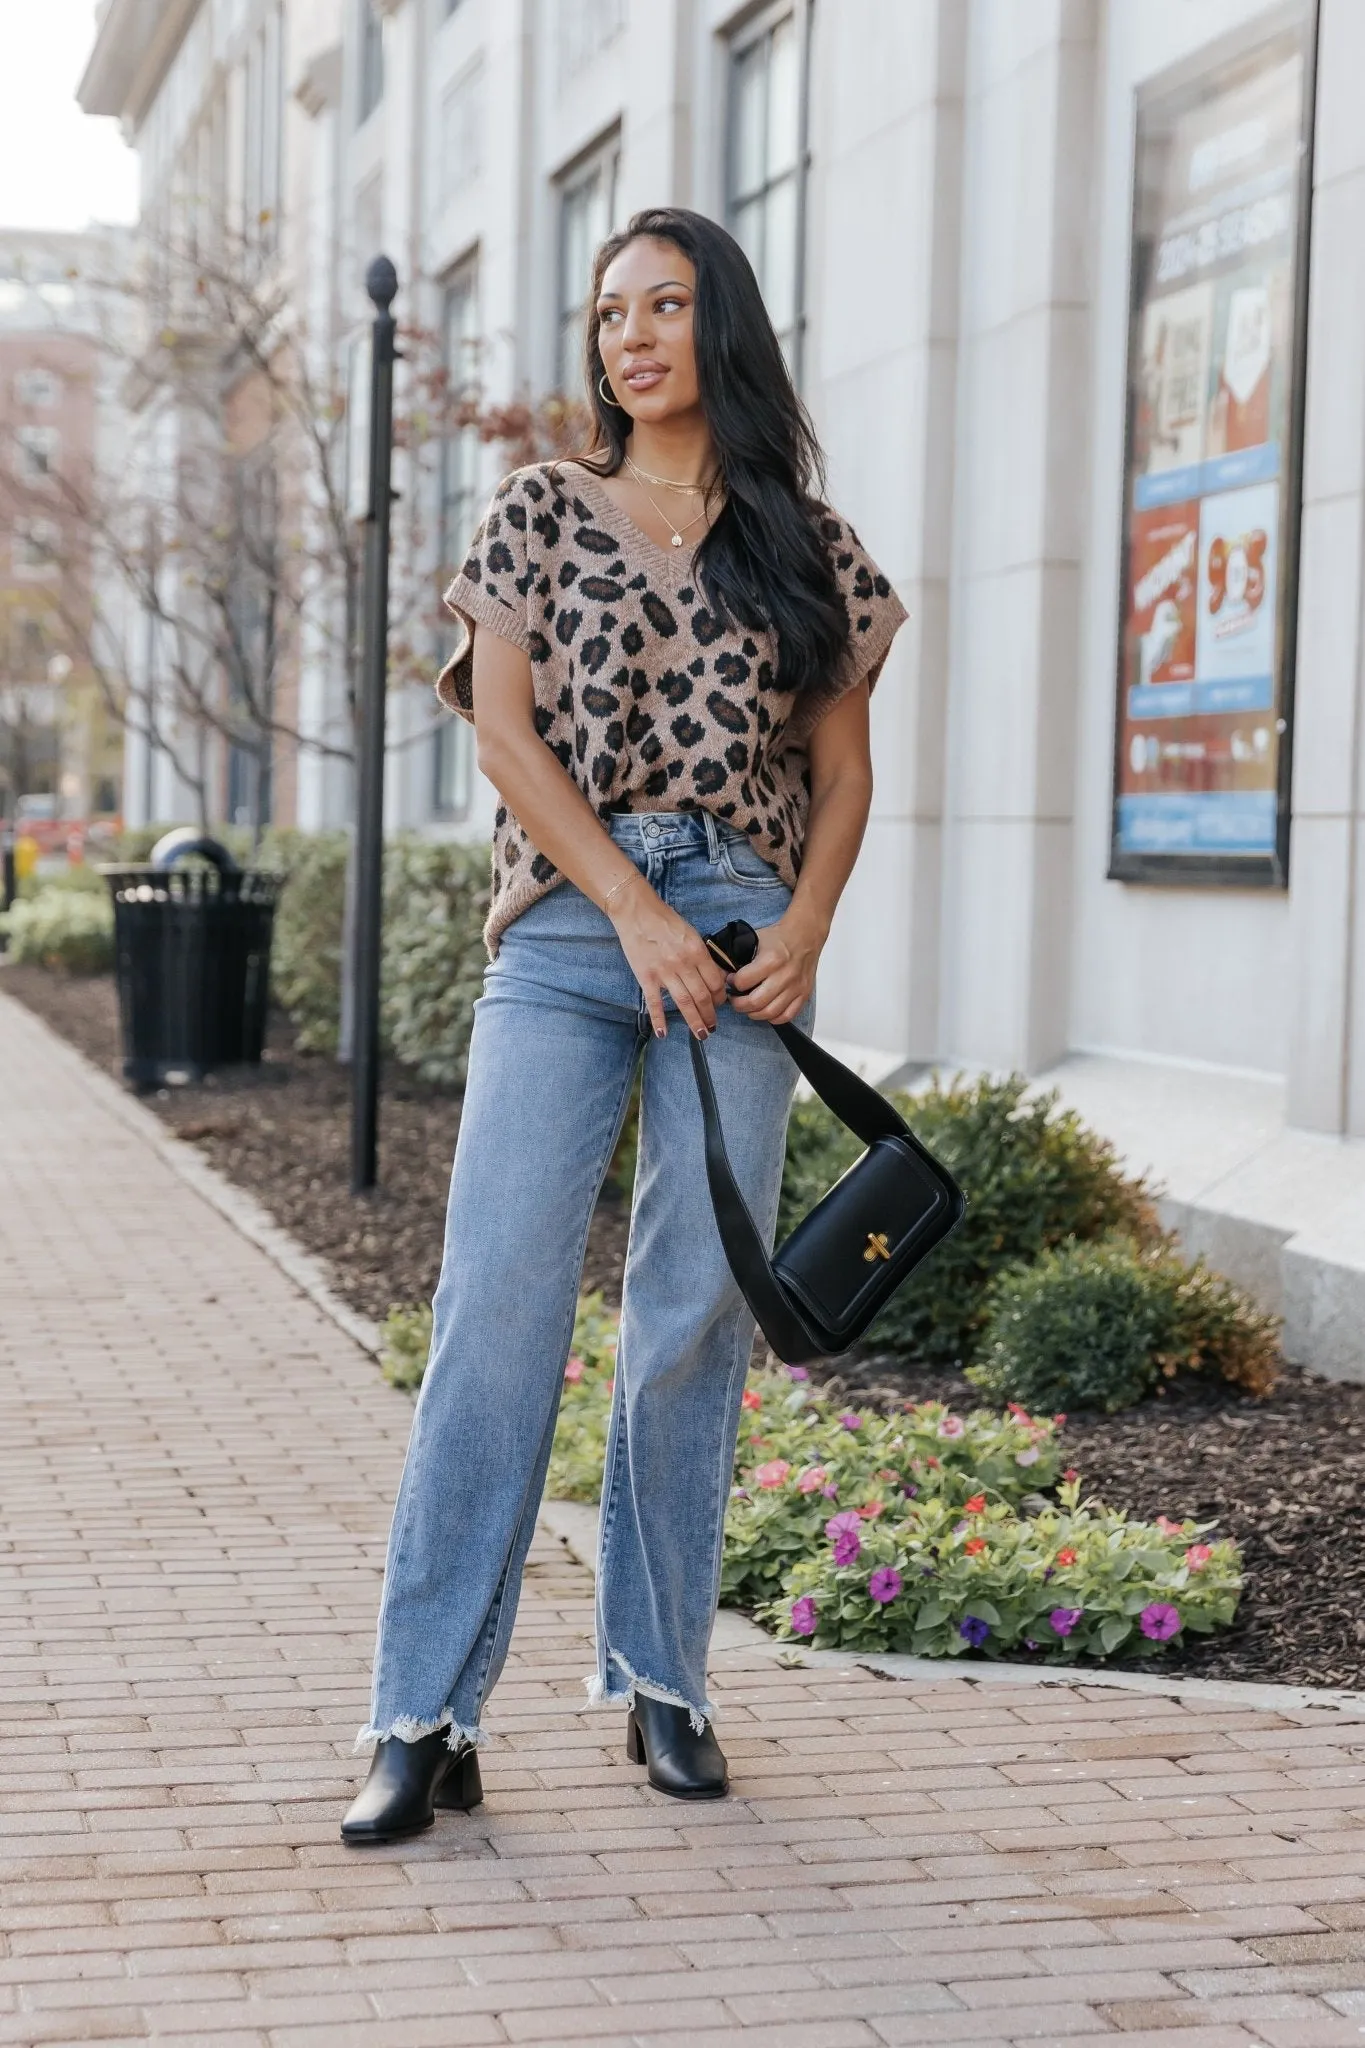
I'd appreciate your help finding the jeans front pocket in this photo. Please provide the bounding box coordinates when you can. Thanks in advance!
[717,832,787,889]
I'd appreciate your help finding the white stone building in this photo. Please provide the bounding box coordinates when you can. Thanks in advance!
[81,0,1365,1372]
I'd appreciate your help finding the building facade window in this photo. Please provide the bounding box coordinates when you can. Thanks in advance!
[556,132,620,393]
[559,0,626,80]
[13,518,60,576]
[434,257,480,818]
[14,426,60,480]
[15,369,61,408]
[440,60,484,203]
[243,7,283,253]
[726,3,805,371]
[358,0,384,125]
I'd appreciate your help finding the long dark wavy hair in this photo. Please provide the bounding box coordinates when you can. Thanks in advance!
[576,206,848,700]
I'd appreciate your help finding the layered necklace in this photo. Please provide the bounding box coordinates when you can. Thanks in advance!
[623,453,719,549]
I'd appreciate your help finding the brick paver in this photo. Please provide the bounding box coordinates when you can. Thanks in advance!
[3,986,1365,2047]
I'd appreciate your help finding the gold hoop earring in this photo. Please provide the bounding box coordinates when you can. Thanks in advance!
[599,372,625,409]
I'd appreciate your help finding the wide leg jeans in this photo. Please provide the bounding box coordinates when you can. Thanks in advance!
[360,809,807,1747]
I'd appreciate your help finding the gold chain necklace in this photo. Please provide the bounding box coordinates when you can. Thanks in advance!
[624,454,709,492]
[623,456,713,549]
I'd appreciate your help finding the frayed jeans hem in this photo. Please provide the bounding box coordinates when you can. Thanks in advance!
[584,1659,715,1736]
[354,1711,488,1756]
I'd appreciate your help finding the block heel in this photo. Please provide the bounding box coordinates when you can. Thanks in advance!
[623,1695,727,1799]
[433,1742,484,1811]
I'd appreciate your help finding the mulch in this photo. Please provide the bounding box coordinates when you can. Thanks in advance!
[6,960,1364,1694]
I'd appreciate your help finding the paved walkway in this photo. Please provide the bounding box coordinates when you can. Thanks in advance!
[4,990,1365,2048]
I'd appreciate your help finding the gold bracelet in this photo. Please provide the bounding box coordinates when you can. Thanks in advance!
[602,871,638,916]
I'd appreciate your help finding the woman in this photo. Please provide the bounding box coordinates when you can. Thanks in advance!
[343,206,905,1842]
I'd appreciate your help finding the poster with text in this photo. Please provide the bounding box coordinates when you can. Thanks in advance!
[1112,13,1313,879]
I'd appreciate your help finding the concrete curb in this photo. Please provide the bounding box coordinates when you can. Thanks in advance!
[539,1499,1365,1720]
[16,985,1365,1722]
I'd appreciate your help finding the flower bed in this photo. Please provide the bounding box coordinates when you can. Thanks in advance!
[381,1292,1243,1668]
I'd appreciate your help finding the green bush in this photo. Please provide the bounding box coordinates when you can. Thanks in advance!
[770,1472,1241,1662]
[379,1303,433,1390]
[263,829,349,1054]
[16,861,109,901]
[545,1292,619,1501]
[381,837,490,1087]
[967,1235,1280,1414]
[779,1074,1158,1367]
[1,888,114,973]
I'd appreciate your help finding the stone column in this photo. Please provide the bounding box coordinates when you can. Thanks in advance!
[807,0,966,1060]
[1285,0,1365,1137]
[935,0,1097,1074]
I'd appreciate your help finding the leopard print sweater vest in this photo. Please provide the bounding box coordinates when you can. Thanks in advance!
[436,462,907,953]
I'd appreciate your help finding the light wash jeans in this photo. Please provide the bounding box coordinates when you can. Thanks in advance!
[359,809,809,1750]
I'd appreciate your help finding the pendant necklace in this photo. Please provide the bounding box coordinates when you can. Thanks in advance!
[624,454,714,548]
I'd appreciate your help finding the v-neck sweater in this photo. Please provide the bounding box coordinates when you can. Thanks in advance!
[436,461,907,953]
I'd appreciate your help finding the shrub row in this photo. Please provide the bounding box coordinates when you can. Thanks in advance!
[378,1291,1242,1665]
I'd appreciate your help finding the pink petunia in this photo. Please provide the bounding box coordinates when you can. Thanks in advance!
[797,1465,828,1494]
[789,1595,818,1635]
[563,1356,585,1382]
[1155,1516,1186,1537]
[1140,1602,1182,1641]
[825,1509,862,1543]
[857,1500,885,1520]
[741,1388,763,1411]
[1185,1543,1213,1572]
[868,1566,902,1605]
[754,1460,791,1489]
[1015,1446,1041,1467]
[938,1415,966,1439]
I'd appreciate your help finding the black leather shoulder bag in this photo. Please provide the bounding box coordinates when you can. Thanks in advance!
[692,920,966,1364]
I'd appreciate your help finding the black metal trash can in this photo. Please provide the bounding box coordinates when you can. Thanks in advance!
[102,831,284,1090]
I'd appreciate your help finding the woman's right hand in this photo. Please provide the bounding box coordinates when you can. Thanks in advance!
[609,873,729,1040]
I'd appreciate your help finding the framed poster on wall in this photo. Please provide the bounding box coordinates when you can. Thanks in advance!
[1109,4,1318,886]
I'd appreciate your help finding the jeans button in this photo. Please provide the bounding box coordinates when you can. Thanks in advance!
[644,821,659,840]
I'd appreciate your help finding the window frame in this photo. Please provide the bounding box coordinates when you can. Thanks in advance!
[723,0,812,385]
[554,128,621,396]
[433,254,481,820]
[357,0,384,126]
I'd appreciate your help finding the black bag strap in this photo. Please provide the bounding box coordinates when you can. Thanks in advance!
[688,1032,818,1361]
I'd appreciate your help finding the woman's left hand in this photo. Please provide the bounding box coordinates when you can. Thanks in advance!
[727,906,827,1025]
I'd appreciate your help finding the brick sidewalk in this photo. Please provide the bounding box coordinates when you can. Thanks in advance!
[3,988,1365,2047]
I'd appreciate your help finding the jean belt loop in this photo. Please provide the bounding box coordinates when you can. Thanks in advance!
[701,810,721,865]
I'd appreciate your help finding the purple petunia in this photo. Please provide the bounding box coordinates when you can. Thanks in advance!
[786,1365,810,1381]
[959,1615,990,1648]
[840,1412,863,1431]
[833,1530,862,1567]
[821,1481,839,1498]
[1049,1607,1082,1638]
[824,1510,862,1543]
[1139,1601,1182,1641]
[789,1595,818,1636]
[868,1566,903,1605]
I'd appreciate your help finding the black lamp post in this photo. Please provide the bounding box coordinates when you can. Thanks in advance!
[350,255,398,1194]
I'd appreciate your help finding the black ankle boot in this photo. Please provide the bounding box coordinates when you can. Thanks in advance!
[626,1694,728,1799]
[341,1728,483,1844]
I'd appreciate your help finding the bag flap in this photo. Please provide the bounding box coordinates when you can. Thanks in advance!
[772,1136,949,1342]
